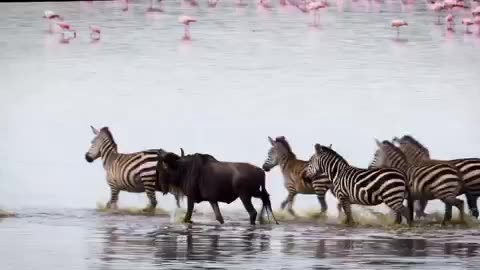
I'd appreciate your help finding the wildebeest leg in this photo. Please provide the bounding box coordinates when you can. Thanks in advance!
[175,194,182,208]
[240,195,257,225]
[209,201,224,224]
[106,187,119,209]
[466,193,479,218]
[184,198,195,223]
[142,176,158,212]
[317,195,327,214]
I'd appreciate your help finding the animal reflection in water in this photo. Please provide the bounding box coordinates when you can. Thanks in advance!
[97,224,480,266]
[157,150,278,225]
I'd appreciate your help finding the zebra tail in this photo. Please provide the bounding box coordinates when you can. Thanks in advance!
[260,183,279,225]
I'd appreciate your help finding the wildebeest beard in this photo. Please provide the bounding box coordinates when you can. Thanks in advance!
[159,153,217,201]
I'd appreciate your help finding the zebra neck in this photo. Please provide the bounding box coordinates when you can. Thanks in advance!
[101,142,118,168]
[278,154,296,171]
[326,159,348,181]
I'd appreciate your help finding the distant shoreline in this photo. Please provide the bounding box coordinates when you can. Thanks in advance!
[0,0,112,3]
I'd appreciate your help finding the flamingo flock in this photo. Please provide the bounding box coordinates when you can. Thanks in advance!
[42,0,480,44]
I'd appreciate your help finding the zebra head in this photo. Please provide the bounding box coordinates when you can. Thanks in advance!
[262,136,289,172]
[303,143,332,181]
[369,139,388,169]
[85,126,115,163]
[392,135,430,164]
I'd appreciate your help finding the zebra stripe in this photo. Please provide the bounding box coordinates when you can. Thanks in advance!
[394,135,479,218]
[303,143,412,225]
[262,136,331,217]
[85,126,182,211]
[370,139,465,223]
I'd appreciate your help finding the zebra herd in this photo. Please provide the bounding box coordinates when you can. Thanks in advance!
[86,126,480,225]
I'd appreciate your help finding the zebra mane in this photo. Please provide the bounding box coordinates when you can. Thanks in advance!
[316,144,348,165]
[400,135,430,156]
[100,127,117,149]
[275,136,295,157]
[381,140,408,162]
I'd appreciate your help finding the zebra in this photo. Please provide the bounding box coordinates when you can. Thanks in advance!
[302,143,412,225]
[369,139,465,224]
[85,126,182,211]
[262,136,331,217]
[393,134,480,219]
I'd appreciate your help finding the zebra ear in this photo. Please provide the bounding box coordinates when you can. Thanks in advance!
[328,144,332,149]
[374,138,382,147]
[268,136,275,145]
[180,148,185,157]
[314,144,322,153]
[90,125,99,135]
[392,136,399,144]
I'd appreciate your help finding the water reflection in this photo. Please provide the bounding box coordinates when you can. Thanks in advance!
[91,217,480,269]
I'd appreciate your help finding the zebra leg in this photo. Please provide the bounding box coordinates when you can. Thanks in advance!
[106,188,119,209]
[442,197,465,224]
[415,200,428,219]
[286,193,298,217]
[209,201,224,224]
[184,198,195,223]
[142,178,157,212]
[280,195,290,210]
[317,195,328,214]
[396,206,412,226]
[340,199,354,225]
[407,197,414,225]
[466,193,479,219]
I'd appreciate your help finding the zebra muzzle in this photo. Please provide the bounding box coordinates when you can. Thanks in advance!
[85,153,94,163]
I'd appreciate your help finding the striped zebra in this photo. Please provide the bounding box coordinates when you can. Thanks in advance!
[369,139,465,224]
[85,126,182,211]
[262,136,331,217]
[393,135,480,219]
[302,143,412,225]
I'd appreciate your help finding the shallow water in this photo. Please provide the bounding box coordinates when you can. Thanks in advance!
[1,0,480,269]
[1,208,480,269]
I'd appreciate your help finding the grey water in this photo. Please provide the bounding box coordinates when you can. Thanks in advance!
[1,0,480,269]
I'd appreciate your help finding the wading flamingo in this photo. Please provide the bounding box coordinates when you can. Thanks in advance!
[461,18,473,33]
[307,1,327,26]
[179,15,196,40]
[147,0,163,12]
[90,25,101,41]
[445,14,454,31]
[430,2,445,24]
[258,0,273,8]
[391,19,407,37]
[208,0,218,7]
[43,10,63,33]
[56,22,76,43]
[473,7,480,16]
[474,16,480,34]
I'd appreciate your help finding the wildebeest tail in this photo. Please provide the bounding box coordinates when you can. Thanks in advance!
[260,183,279,224]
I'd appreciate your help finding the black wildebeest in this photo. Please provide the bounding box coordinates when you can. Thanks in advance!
[156,149,278,225]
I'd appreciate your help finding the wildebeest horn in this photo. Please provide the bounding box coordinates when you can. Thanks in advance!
[180,148,185,157]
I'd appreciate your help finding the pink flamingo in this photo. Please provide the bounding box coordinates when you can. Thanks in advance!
[184,0,199,6]
[461,18,474,33]
[445,14,455,31]
[122,0,129,11]
[208,0,219,7]
[258,0,273,8]
[473,7,480,16]
[56,22,76,43]
[307,1,327,26]
[475,16,480,34]
[90,25,101,41]
[147,0,163,12]
[391,19,408,37]
[179,15,196,40]
[279,0,288,5]
[43,10,64,33]
[429,2,445,24]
